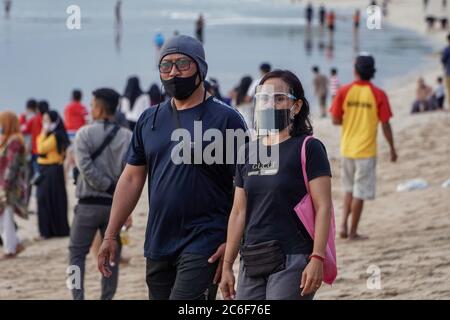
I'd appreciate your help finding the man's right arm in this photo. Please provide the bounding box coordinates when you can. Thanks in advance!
[98,163,147,277]
[103,163,147,239]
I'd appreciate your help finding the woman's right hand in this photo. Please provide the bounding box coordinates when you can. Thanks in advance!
[98,238,118,278]
[219,267,236,300]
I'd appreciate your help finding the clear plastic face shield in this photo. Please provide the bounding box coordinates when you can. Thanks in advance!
[253,84,297,136]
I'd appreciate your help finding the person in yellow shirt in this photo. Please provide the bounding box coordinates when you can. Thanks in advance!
[329,53,397,241]
[36,110,70,239]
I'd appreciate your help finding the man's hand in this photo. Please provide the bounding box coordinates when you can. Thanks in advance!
[98,238,118,278]
[208,243,226,284]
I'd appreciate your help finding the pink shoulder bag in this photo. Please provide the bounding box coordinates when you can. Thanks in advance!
[294,135,337,285]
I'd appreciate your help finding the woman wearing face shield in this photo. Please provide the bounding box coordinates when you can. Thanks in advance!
[220,70,333,300]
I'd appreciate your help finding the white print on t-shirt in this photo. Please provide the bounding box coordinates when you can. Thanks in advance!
[248,161,279,176]
[170,121,280,166]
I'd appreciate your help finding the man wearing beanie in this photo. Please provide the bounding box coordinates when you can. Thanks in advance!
[329,53,397,242]
[98,35,247,300]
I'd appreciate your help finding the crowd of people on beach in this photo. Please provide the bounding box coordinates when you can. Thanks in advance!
[1,0,450,301]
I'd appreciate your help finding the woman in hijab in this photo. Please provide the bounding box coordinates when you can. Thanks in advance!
[120,76,143,130]
[0,111,28,259]
[36,110,70,239]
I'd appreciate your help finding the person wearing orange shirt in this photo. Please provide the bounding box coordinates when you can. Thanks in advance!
[329,53,397,241]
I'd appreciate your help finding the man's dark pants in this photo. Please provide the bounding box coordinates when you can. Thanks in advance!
[69,203,122,300]
[146,254,218,300]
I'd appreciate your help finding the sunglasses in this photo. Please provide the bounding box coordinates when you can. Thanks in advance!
[159,58,193,74]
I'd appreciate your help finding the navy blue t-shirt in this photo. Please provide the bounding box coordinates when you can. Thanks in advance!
[126,96,248,260]
[235,135,331,254]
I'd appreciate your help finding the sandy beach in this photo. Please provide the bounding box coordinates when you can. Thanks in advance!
[1,0,449,300]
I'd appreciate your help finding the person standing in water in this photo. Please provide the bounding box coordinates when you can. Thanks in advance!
[115,0,122,27]
[196,14,205,44]
[326,10,336,46]
[3,0,11,19]
[114,1,122,51]
[318,4,326,32]
[305,2,314,27]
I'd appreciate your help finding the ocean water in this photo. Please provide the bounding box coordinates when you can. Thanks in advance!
[0,0,434,114]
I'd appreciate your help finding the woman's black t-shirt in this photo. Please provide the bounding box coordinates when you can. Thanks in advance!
[235,135,332,254]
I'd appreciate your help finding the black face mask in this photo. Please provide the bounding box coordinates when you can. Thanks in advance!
[161,72,201,100]
[256,108,291,131]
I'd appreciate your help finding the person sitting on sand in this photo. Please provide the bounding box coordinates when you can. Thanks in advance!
[0,111,28,259]
[411,78,434,113]
[329,53,397,241]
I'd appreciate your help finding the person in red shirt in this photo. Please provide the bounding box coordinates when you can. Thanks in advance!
[19,99,38,153]
[64,90,88,135]
[63,90,88,179]
[23,101,49,186]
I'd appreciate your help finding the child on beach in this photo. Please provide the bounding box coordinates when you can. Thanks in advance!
[434,77,446,110]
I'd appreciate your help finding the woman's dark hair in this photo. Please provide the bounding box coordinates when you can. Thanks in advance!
[236,76,253,106]
[148,84,163,106]
[259,69,313,137]
[37,100,49,115]
[123,76,143,110]
[45,110,70,154]
[26,99,37,112]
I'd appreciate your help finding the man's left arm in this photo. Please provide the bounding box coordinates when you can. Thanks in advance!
[378,90,397,162]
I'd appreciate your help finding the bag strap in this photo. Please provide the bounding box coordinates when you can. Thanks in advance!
[91,125,120,160]
[300,135,314,194]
